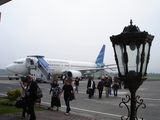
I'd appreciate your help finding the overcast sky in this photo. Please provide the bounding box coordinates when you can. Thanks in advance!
[0,0,159,73]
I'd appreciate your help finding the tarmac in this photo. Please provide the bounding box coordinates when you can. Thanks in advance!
[0,108,96,120]
[0,96,96,120]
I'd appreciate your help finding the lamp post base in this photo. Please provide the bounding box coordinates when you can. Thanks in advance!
[119,79,146,120]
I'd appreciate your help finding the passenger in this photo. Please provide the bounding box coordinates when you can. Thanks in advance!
[49,80,61,111]
[25,75,37,120]
[101,75,105,82]
[97,77,104,99]
[20,80,29,119]
[104,76,111,98]
[48,73,51,80]
[68,77,73,85]
[59,79,75,115]
[112,79,119,97]
[71,79,76,91]
[62,75,66,84]
[87,76,96,99]
[116,76,122,89]
[32,74,36,81]
[74,77,79,93]
[118,80,122,89]
[108,76,113,95]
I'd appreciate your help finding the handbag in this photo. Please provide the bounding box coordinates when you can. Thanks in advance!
[35,85,43,99]
[15,98,24,108]
[69,92,74,101]
[86,88,89,94]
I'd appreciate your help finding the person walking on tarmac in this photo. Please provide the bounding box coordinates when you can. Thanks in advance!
[108,76,113,95]
[112,77,119,97]
[59,79,76,115]
[74,77,79,93]
[104,76,111,98]
[26,75,37,120]
[87,76,96,99]
[97,78,104,99]
[20,80,29,119]
[49,80,61,111]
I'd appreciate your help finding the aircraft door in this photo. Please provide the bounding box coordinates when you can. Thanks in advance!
[26,58,31,68]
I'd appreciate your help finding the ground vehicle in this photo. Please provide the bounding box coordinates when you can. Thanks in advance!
[8,75,24,80]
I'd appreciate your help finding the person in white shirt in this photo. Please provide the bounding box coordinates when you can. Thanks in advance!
[87,77,96,99]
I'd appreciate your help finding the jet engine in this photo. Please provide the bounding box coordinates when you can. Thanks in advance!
[67,70,82,78]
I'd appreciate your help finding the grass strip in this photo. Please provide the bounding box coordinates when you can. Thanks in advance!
[0,98,44,115]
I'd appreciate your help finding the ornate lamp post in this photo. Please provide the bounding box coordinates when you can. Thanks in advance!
[110,20,154,120]
[0,0,11,22]
[0,0,11,6]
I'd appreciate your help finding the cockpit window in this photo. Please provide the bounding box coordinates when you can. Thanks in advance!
[14,61,23,64]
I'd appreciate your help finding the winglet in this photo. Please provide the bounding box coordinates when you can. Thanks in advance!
[95,45,105,64]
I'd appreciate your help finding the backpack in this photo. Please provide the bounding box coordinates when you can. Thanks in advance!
[35,84,43,99]
[104,80,111,87]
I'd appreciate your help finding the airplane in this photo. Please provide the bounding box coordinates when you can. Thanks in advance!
[6,45,115,82]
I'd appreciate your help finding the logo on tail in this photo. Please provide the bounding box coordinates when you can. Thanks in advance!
[95,45,105,66]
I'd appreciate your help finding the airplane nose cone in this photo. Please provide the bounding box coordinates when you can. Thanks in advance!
[6,64,15,73]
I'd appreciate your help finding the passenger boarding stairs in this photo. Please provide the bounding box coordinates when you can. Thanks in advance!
[26,56,50,82]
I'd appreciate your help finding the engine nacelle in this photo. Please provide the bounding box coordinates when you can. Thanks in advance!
[67,70,82,78]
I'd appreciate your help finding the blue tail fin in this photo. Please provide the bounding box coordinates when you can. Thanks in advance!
[95,45,105,65]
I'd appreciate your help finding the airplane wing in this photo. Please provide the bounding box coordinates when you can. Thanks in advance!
[77,67,115,72]
[63,66,117,77]
[62,66,117,78]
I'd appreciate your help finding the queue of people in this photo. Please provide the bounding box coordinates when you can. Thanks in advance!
[19,74,121,118]
[86,75,121,99]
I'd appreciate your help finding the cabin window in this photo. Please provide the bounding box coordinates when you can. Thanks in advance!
[14,61,23,64]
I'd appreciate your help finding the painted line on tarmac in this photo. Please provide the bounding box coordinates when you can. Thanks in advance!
[79,91,129,95]
[42,101,122,118]
[42,101,144,120]
[141,97,160,101]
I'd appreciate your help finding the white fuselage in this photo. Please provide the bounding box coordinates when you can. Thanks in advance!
[6,57,98,77]
[46,59,96,73]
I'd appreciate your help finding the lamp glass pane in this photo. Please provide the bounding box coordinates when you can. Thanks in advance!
[126,43,140,77]
[115,44,126,75]
[137,44,143,74]
[142,42,149,75]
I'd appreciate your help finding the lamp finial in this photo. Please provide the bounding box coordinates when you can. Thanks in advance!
[130,19,133,25]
